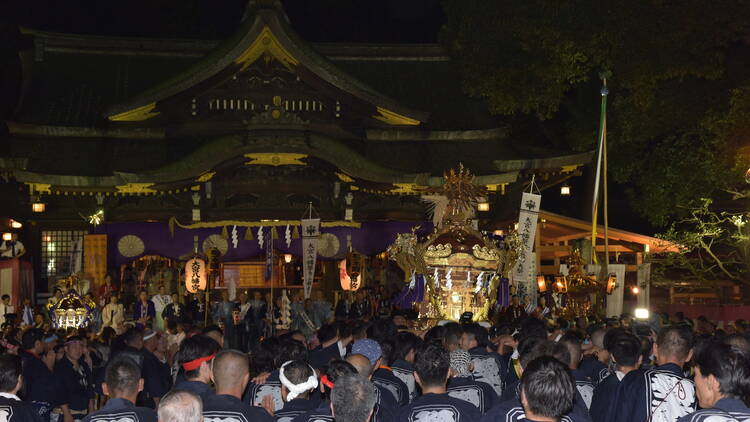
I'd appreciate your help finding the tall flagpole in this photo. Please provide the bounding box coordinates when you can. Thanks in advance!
[591,77,609,265]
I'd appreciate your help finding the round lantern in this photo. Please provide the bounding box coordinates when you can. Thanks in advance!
[185,257,207,293]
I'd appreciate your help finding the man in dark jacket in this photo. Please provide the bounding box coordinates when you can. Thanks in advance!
[83,356,157,422]
[0,354,43,421]
[19,328,60,421]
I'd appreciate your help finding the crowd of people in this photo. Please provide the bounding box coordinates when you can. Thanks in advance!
[0,283,749,422]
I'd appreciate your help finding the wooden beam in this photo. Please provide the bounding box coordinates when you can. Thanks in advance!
[539,245,638,253]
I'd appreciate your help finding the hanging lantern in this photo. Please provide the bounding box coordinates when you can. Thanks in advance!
[185,257,207,293]
[339,251,365,291]
[284,253,293,263]
[339,259,361,291]
[537,274,548,293]
[554,276,568,293]
[606,273,617,295]
[32,201,46,213]
[560,184,571,196]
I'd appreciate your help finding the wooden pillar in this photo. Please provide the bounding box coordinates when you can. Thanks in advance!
[535,219,542,273]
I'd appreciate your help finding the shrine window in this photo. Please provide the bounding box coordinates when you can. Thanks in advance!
[41,230,87,279]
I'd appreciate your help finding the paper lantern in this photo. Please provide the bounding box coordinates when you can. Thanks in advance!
[339,259,362,291]
[32,202,46,213]
[537,274,547,293]
[560,184,571,196]
[554,276,568,293]
[284,253,293,263]
[185,257,207,293]
[606,273,617,295]
[477,202,490,212]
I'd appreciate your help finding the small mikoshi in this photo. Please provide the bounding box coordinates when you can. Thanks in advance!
[47,275,96,329]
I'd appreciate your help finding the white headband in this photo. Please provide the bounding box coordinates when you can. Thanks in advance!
[278,361,318,401]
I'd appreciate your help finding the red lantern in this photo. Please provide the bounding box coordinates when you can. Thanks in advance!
[185,257,207,293]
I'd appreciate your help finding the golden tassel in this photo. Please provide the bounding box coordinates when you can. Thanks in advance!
[221,226,228,239]
[244,227,253,240]
[271,226,279,240]
[292,226,300,239]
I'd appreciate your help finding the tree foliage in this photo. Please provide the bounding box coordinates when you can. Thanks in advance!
[653,197,749,286]
[441,0,750,225]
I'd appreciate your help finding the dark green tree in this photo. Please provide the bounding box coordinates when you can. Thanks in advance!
[441,0,750,225]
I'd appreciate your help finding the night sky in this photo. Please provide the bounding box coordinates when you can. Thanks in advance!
[8,0,445,42]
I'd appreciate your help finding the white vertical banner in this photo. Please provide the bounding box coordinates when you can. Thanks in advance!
[513,192,542,288]
[637,263,652,309]
[301,219,321,299]
[607,264,626,318]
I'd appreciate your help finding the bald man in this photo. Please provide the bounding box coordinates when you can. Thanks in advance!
[346,354,398,413]
[202,350,274,422]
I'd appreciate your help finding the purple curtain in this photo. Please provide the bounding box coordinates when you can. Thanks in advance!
[497,277,510,307]
[92,221,433,266]
[393,274,425,309]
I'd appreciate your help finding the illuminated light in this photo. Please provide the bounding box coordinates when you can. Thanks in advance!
[514,222,519,231]
[537,274,547,292]
[10,220,22,229]
[184,257,207,293]
[745,168,750,184]
[43,235,51,242]
[493,230,504,236]
[32,202,46,213]
[1,233,11,241]
[451,292,462,304]
[606,273,617,294]
[88,209,104,226]
[284,253,293,264]
[477,202,490,212]
[554,276,568,293]
[632,286,640,295]
[560,184,571,196]
[644,244,650,253]
[635,308,650,319]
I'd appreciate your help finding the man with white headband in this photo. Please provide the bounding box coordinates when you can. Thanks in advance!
[140,329,171,408]
[274,360,321,422]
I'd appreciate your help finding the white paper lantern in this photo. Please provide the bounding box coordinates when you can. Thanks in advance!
[185,257,207,293]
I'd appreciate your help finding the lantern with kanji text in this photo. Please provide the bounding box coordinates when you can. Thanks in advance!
[185,257,207,293]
